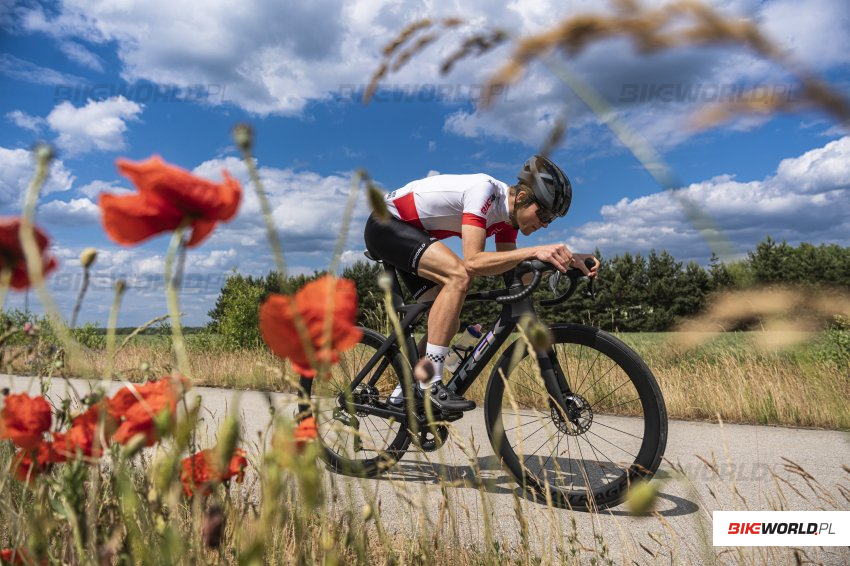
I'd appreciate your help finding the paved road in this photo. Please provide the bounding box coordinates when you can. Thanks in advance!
[4,374,849,564]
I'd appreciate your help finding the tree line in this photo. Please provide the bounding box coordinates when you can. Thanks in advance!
[207,236,850,346]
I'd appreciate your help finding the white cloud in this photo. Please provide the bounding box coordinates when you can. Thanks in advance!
[0,53,86,85]
[0,146,75,209]
[191,156,370,256]
[9,0,849,149]
[6,110,46,132]
[562,136,850,263]
[38,197,100,225]
[76,179,130,199]
[59,41,105,72]
[46,96,143,155]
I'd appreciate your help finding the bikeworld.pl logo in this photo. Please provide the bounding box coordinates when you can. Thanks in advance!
[713,511,849,546]
[727,522,835,535]
[619,83,801,104]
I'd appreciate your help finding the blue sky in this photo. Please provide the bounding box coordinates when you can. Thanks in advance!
[1,0,848,326]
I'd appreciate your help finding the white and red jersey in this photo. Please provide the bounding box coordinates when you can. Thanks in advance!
[384,173,518,244]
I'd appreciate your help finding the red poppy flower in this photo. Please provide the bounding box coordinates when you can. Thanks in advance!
[12,441,62,483]
[0,547,31,565]
[99,156,241,248]
[0,393,52,449]
[53,403,116,459]
[180,448,248,497]
[109,377,186,446]
[259,276,361,377]
[0,218,57,290]
[294,416,318,452]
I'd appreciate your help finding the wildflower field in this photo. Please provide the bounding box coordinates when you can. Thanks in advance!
[1,3,849,564]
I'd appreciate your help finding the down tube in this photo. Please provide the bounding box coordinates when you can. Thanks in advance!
[447,316,515,397]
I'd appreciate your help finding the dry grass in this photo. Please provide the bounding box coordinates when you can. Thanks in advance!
[5,329,846,430]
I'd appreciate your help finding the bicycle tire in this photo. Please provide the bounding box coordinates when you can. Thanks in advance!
[300,328,411,477]
[484,323,667,509]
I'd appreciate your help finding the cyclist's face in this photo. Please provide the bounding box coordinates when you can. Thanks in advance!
[517,200,552,235]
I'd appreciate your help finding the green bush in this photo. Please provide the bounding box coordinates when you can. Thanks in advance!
[72,321,105,350]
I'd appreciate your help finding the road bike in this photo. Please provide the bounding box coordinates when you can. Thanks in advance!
[299,257,668,509]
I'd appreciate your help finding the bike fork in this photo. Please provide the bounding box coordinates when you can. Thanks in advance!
[537,349,574,424]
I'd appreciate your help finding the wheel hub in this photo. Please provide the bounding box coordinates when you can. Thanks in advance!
[550,393,593,435]
[351,384,380,416]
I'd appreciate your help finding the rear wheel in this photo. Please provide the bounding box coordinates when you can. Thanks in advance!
[300,328,411,477]
[485,324,667,509]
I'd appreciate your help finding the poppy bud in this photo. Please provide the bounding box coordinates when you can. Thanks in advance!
[232,123,254,153]
[121,433,147,459]
[362,503,373,522]
[626,479,658,515]
[377,272,393,292]
[80,248,97,269]
[367,183,390,221]
[115,279,127,294]
[34,142,55,164]
[203,505,225,548]
[414,358,435,383]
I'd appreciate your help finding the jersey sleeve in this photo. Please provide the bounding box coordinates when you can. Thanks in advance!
[460,180,495,230]
[494,223,518,244]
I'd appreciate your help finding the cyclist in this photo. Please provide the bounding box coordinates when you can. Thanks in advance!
[364,155,598,413]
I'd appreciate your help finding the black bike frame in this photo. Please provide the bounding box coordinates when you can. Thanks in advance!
[346,267,575,420]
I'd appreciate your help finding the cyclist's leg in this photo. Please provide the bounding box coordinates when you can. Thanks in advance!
[415,243,469,347]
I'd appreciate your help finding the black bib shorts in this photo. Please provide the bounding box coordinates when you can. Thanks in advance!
[363,213,440,300]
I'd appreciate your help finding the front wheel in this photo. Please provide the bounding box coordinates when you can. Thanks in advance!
[484,324,667,509]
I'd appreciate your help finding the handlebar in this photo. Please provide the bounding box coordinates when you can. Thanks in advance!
[496,258,596,305]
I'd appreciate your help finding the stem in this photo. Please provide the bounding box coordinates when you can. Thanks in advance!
[104,280,126,381]
[0,267,10,311]
[18,145,85,369]
[69,267,91,329]
[319,171,365,380]
[238,149,287,281]
[379,286,419,439]
[236,140,317,374]
[164,221,190,378]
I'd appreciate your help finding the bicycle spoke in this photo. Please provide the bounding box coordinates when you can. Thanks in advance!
[591,418,644,441]
[577,361,618,400]
[594,396,641,414]
[589,378,634,411]
[585,428,638,461]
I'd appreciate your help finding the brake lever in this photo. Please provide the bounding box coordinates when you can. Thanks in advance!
[548,270,561,295]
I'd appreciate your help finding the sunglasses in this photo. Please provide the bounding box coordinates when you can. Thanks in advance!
[534,202,556,224]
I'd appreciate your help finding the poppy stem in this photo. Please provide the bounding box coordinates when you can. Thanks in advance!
[378,283,419,439]
[19,144,85,370]
[104,280,127,381]
[235,142,287,283]
[318,171,365,379]
[69,264,91,329]
[234,127,318,374]
[164,220,191,378]
[0,267,10,311]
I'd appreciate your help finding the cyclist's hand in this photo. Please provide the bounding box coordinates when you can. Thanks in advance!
[571,253,600,278]
[533,243,573,273]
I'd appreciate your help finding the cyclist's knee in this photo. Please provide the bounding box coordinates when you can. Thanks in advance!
[446,263,471,293]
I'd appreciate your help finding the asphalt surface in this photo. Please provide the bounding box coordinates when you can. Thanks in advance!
[3,374,849,565]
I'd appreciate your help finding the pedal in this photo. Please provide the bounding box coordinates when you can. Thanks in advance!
[440,411,464,422]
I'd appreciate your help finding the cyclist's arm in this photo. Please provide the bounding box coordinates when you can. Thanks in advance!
[461,225,569,275]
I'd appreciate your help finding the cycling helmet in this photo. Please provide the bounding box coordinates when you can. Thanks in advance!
[517,155,572,217]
